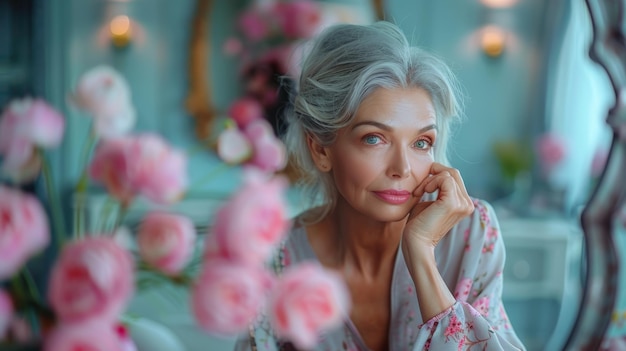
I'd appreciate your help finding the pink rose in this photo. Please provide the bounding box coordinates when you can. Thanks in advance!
[210,173,290,265]
[244,119,287,172]
[273,0,322,39]
[48,237,134,324]
[88,137,136,204]
[0,98,65,182]
[228,98,263,128]
[0,185,50,280]
[71,65,136,138]
[0,289,13,340]
[89,134,188,205]
[268,262,350,349]
[191,259,274,336]
[128,134,188,204]
[238,9,271,42]
[137,212,196,275]
[44,320,123,351]
[216,127,252,164]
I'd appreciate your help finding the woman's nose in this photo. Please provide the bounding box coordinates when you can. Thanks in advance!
[386,147,411,179]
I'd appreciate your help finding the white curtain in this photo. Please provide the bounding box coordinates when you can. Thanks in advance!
[545,0,613,213]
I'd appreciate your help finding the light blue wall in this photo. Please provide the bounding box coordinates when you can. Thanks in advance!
[43,0,564,202]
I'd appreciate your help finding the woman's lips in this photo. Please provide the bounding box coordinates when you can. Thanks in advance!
[373,190,412,205]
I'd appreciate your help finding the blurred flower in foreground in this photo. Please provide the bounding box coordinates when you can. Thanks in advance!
[268,263,351,349]
[137,212,196,276]
[0,98,65,182]
[70,65,136,139]
[89,133,188,206]
[0,185,50,280]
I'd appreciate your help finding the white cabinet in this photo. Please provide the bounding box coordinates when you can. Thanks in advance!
[499,217,584,350]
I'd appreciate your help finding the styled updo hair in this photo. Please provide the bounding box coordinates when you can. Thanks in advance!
[283,21,464,223]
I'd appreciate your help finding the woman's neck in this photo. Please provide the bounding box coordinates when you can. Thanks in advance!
[307,200,406,280]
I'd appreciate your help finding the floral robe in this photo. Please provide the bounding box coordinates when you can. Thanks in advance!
[235,199,526,350]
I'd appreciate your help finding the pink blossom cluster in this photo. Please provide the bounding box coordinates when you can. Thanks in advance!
[536,133,567,176]
[192,171,350,349]
[0,98,65,182]
[217,98,286,173]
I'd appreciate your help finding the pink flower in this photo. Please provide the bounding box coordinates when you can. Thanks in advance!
[453,278,473,301]
[217,127,253,164]
[0,98,65,182]
[536,133,567,174]
[273,0,322,39]
[244,119,287,172]
[472,296,490,317]
[191,259,274,336]
[127,134,188,204]
[44,320,123,351]
[238,9,271,42]
[115,324,138,351]
[89,134,188,205]
[0,289,13,340]
[71,65,136,138]
[268,262,350,349]
[48,237,134,324]
[137,212,196,275]
[0,185,50,280]
[228,98,264,128]
[223,37,244,56]
[210,173,290,265]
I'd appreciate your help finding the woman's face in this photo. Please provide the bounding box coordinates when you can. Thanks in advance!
[325,87,436,222]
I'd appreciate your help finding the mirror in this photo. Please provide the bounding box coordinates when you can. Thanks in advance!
[179,0,623,350]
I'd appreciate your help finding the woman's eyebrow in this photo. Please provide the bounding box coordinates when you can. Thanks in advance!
[351,121,438,134]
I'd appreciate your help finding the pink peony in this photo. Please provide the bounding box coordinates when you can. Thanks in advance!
[273,0,322,39]
[268,262,351,349]
[127,134,188,204]
[89,134,188,205]
[216,127,253,165]
[48,236,134,324]
[71,65,136,138]
[210,173,290,265]
[228,98,264,128]
[0,98,65,182]
[44,320,123,351]
[244,119,287,172]
[191,259,274,336]
[238,9,271,42]
[137,212,196,275]
[0,185,50,280]
[536,133,567,175]
[0,289,13,340]
[88,137,137,204]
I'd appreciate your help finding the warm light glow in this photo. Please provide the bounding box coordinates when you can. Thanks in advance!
[481,26,506,57]
[110,15,132,47]
[480,0,519,8]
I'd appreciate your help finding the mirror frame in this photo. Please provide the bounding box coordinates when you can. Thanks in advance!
[184,0,624,349]
[563,0,624,349]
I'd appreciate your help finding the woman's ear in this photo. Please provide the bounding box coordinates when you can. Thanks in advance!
[306,134,332,172]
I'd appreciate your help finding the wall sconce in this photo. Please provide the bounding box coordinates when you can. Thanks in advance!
[481,25,506,57]
[109,15,132,48]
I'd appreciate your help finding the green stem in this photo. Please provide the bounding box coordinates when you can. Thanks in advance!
[20,268,42,305]
[75,132,97,194]
[112,202,129,233]
[40,150,67,249]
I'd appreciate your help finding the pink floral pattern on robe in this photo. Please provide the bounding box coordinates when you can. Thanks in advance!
[235,198,526,350]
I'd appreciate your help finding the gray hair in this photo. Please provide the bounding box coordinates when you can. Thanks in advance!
[283,21,465,222]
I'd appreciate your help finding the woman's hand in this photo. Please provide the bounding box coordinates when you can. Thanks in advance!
[404,163,474,249]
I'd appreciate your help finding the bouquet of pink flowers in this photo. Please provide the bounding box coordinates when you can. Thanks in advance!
[0,65,349,350]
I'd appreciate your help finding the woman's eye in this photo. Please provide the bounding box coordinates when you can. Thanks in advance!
[363,135,382,145]
[414,139,432,149]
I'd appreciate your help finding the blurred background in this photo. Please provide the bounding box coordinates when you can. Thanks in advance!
[0,0,620,350]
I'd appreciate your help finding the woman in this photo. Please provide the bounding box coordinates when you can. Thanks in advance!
[237,21,525,351]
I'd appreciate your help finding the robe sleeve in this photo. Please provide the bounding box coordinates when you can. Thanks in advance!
[412,199,527,350]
